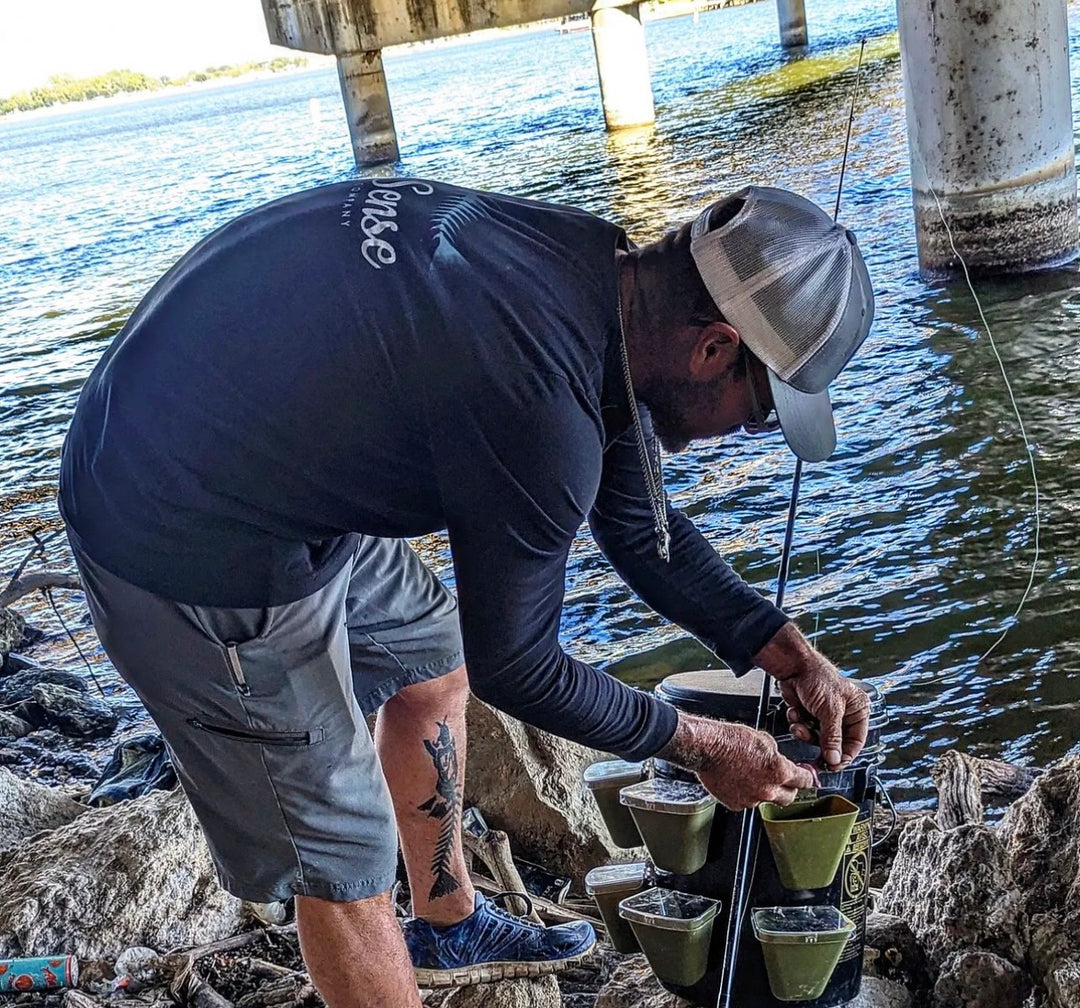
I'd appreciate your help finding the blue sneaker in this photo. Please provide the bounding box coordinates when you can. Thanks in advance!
[403,891,597,987]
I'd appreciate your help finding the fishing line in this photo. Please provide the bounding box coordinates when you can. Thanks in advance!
[716,40,867,1008]
[916,167,1042,673]
[43,586,108,698]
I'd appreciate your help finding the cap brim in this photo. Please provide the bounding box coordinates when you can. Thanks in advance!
[766,371,836,462]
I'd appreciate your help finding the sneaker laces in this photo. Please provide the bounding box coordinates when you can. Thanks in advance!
[487,891,539,928]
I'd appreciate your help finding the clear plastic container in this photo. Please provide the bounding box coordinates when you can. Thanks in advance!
[584,861,647,954]
[752,905,855,1002]
[582,759,646,848]
[619,778,717,874]
[619,887,721,987]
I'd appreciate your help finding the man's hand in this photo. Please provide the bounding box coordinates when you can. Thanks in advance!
[756,623,870,771]
[656,712,814,811]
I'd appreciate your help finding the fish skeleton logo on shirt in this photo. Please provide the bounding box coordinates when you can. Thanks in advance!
[430,196,490,265]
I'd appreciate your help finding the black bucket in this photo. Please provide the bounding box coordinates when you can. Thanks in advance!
[653,668,776,784]
[646,669,891,1008]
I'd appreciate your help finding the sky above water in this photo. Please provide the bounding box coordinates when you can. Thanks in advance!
[0,0,296,95]
[0,0,880,98]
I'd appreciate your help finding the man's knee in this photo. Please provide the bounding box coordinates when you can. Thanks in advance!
[385,664,468,716]
[296,889,399,929]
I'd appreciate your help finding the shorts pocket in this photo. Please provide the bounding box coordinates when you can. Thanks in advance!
[188,718,325,747]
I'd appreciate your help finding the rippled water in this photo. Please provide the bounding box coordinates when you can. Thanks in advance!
[2,0,1079,804]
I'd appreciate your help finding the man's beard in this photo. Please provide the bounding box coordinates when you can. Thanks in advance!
[638,376,701,454]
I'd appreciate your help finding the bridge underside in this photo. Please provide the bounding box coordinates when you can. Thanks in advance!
[260,0,1078,277]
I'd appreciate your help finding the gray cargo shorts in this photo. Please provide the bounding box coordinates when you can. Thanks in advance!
[71,536,463,903]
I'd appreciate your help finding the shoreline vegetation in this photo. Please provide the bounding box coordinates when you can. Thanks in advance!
[0,58,311,117]
[1,0,742,119]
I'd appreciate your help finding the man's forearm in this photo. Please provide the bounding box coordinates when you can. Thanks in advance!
[753,620,838,681]
[654,709,720,770]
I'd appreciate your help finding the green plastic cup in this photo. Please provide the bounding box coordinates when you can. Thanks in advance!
[759,794,859,890]
[752,905,855,1002]
[584,862,647,954]
[620,887,721,987]
[582,759,646,849]
[619,778,717,875]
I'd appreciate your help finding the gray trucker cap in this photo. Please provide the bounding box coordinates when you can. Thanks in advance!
[689,186,875,462]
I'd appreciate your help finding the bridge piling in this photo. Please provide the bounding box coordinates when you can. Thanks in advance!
[590,3,656,129]
[776,0,807,48]
[336,50,400,166]
[899,0,1078,277]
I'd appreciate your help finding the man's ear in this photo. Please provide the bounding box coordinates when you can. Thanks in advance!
[692,322,741,379]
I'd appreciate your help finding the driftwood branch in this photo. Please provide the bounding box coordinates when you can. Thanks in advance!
[164,924,297,962]
[0,571,82,608]
[169,955,235,1008]
[469,873,599,926]
[235,973,316,1008]
[933,751,984,829]
[975,757,1042,799]
[931,751,1043,830]
[462,828,543,923]
[238,957,300,981]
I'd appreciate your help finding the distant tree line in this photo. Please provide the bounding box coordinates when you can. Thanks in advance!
[0,58,309,116]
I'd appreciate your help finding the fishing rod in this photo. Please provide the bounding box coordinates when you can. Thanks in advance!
[715,38,866,1008]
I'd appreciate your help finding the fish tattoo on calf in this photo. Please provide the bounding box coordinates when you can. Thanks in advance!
[418,719,462,899]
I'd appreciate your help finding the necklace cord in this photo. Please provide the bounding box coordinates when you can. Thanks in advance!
[616,285,672,562]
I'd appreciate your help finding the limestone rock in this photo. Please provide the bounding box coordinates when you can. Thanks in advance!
[862,911,931,999]
[464,698,632,882]
[0,766,87,855]
[877,815,1026,971]
[932,950,1029,1008]
[0,787,243,958]
[1000,753,1080,1008]
[1044,957,1080,1008]
[0,667,87,706]
[442,976,561,1008]
[595,955,693,1008]
[0,710,32,739]
[1,652,41,675]
[26,682,119,739]
[844,976,913,1008]
[0,607,25,659]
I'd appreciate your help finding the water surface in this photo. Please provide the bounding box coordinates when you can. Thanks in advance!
[2,0,1079,804]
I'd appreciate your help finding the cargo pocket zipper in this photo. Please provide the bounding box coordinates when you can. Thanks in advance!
[223,642,251,696]
[188,718,323,747]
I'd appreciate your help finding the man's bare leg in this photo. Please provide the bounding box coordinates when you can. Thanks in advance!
[376,664,476,925]
[296,891,422,1008]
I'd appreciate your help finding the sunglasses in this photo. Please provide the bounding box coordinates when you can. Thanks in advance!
[745,365,782,435]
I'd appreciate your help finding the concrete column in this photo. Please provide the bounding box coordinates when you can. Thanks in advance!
[336,50,399,167]
[776,0,807,48]
[590,3,655,130]
[898,0,1078,278]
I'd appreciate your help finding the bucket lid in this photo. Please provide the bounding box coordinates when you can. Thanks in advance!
[619,886,720,931]
[585,861,648,895]
[619,777,717,814]
[656,667,766,703]
[583,759,646,790]
[751,905,855,944]
[857,680,889,723]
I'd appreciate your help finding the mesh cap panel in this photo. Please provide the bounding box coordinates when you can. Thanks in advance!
[713,198,831,286]
[749,249,850,377]
[689,185,875,461]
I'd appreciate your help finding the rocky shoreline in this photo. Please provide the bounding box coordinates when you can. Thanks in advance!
[1,593,1078,1008]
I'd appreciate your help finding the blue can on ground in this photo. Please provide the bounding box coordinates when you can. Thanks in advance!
[0,955,79,992]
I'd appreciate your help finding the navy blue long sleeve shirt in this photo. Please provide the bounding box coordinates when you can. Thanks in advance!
[59,178,788,761]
